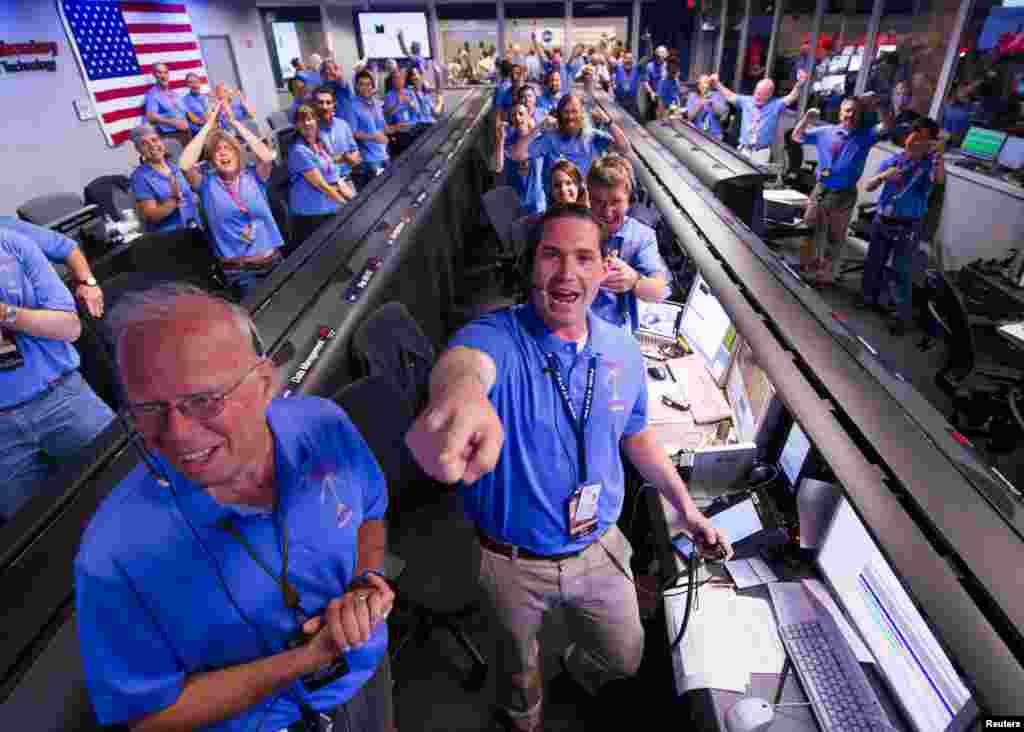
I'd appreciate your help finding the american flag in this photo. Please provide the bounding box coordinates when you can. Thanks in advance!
[58,0,209,147]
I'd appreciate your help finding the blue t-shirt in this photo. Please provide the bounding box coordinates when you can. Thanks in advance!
[288,97,309,124]
[497,84,527,115]
[687,91,727,139]
[349,96,389,164]
[383,90,417,125]
[449,304,648,555]
[614,65,641,98]
[144,86,187,134]
[592,217,671,331]
[942,103,973,140]
[129,162,200,233]
[657,78,685,109]
[0,217,76,262]
[527,128,615,190]
[298,70,322,89]
[875,153,935,220]
[803,123,884,191]
[411,89,437,124]
[181,91,210,133]
[288,139,341,217]
[736,96,788,149]
[75,397,388,731]
[199,164,283,260]
[319,117,358,177]
[0,227,80,408]
[502,127,546,216]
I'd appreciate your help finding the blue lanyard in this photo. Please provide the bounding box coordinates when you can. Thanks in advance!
[545,353,597,484]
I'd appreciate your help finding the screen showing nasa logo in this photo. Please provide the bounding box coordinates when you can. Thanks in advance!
[282,326,336,398]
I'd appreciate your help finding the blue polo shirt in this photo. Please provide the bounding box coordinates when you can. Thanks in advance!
[319,117,358,177]
[349,96,389,164]
[405,53,425,72]
[75,397,388,731]
[181,91,210,133]
[412,89,437,124]
[614,65,641,99]
[503,127,546,215]
[942,102,973,140]
[144,86,187,134]
[0,228,80,409]
[383,90,416,125]
[288,97,309,124]
[129,162,200,233]
[199,164,283,260]
[497,84,527,115]
[803,123,884,191]
[298,70,322,89]
[643,60,667,85]
[875,153,935,220]
[449,304,648,555]
[0,217,76,262]
[657,78,685,109]
[687,92,727,139]
[736,96,788,149]
[527,128,614,190]
[537,90,562,116]
[592,216,670,331]
[288,139,341,217]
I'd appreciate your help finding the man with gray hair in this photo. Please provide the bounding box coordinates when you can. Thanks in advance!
[712,68,809,163]
[75,282,396,732]
[128,124,201,233]
[300,53,324,88]
[145,62,190,147]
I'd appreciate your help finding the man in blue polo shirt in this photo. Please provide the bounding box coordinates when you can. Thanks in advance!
[181,72,211,134]
[536,68,563,117]
[587,156,671,332]
[0,226,114,521]
[349,70,398,189]
[640,45,669,119]
[76,283,394,732]
[313,85,361,186]
[510,94,628,191]
[321,59,355,123]
[713,69,808,163]
[397,29,426,72]
[613,51,642,119]
[406,206,728,732]
[145,62,190,146]
[792,94,893,285]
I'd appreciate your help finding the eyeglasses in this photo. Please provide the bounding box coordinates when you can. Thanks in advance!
[125,359,266,431]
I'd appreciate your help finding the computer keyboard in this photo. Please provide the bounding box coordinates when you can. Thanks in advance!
[770,582,893,732]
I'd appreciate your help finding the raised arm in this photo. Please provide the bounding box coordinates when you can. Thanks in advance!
[397,29,411,58]
[224,104,276,181]
[782,69,809,107]
[790,106,820,144]
[405,345,503,485]
[178,101,222,171]
[710,73,738,104]
[532,34,552,63]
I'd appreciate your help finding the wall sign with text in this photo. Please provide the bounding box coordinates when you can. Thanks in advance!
[0,40,59,75]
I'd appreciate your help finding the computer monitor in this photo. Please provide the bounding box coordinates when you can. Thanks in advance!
[960,126,1008,164]
[817,498,977,732]
[725,341,777,444]
[778,420,811,490]
[679,273,740,387]
[357,12,431,59]
[828,55,849,73]
[636,299,684,340]
[997,134,1024,170]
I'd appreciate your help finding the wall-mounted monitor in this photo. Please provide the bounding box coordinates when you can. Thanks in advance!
[357,12,432,59]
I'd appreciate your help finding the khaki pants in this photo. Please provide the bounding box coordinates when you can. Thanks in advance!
[477,525,644,731]
[803,183,858,277]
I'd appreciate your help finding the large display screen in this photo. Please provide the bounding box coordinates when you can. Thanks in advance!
[357,12,431,59]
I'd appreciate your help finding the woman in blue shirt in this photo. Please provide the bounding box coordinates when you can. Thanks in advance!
[179,101,284,294]
[288,105,354,248]
[350,70,402,190]
[686,75,728,139]
[496,102,546,215]
[128,124,201,234]
[861,126,945,334]
[536,68,563,117]
[407,67,443,125]
[383,69,417,126]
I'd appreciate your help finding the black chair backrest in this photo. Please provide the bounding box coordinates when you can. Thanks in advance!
[481,186,526,254]
[84,175,134,222]
[17,193,86,225]
[933,273,977,378]
[130,227,219,286]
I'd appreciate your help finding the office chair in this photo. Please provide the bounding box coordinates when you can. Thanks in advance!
[338,303,489,691]
[130,227,228,294]
[452,186,522,321]
[926,273,1024,452]
[83,175,134,222]
[266,111,290,131]
[17,192,97,228]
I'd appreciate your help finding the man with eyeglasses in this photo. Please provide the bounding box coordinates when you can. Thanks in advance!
[75,283,395,732]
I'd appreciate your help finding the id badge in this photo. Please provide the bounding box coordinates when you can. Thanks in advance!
[568,483,601,538]
[0,327,24,371]
[241,223,255,242]
[820,167,831,179]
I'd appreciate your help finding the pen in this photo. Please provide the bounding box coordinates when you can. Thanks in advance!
[665,362,677,382]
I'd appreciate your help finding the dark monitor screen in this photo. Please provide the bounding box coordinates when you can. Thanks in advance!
[725,341,776,444]
[779,420,811,489]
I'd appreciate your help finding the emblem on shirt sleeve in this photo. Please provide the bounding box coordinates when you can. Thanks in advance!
[311,466,353,528]
[604,359,627,413]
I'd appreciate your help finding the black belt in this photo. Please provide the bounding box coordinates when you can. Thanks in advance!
[220,252,282,271]
[879,215,919,226]
[0,369,76,414]
[477,527,603,561]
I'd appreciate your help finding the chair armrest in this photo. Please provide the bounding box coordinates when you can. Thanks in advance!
[47,204,101,235]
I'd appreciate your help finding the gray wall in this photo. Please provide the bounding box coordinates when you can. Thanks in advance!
[323,5,362,80]
[0,0,283,216]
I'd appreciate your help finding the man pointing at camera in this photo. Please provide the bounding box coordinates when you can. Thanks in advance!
[406,205,730,732]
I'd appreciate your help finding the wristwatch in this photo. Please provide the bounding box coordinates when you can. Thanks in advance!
[1,302,17,326]
[76,277,99,288]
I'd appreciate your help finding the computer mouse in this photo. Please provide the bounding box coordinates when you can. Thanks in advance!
[647,364,667,380]
[724,697,775,732]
